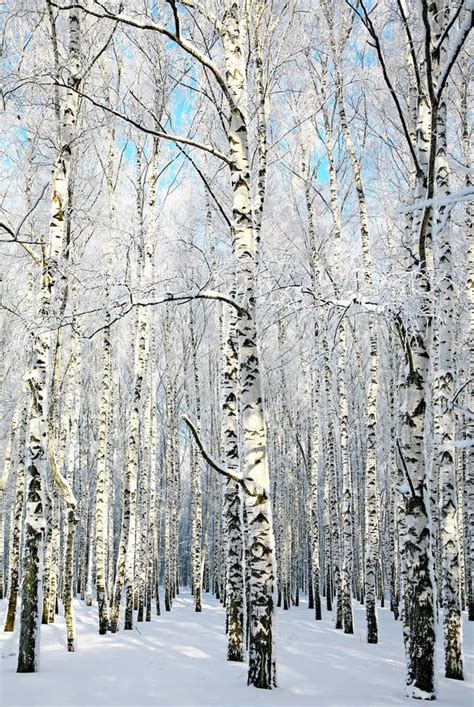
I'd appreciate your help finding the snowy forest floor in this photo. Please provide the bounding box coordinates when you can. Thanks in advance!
[1,592,473,707]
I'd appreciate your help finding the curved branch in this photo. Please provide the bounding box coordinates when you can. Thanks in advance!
[396,439,416,499]
[84,289,246,339]
[436,1,473,101]
[347,0,421,175]
[182,416,267,498]
[182,414,242,483]
[54,82,231,165]
[48,436,77,510]
[395,0,421,96]
[0,222,41,264]
[51,2,232,106]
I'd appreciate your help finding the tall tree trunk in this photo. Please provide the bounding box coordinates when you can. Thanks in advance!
[461,69,474,623]
[95,317,111,634]
[433,35,463,679]
[189,308,203,613]
[222,302,244,661]
[399,81,436,704]
[4,403,28,632]
[0,403,21,601]
[222,4,276,687]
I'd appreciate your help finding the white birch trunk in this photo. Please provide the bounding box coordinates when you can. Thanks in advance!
[222,4,276,686]
[95,316,111,634]
[189,308,203,613]
[399,73,437,706]
[222,301,245,661]
[0,403,21,601]
[433,12,463,677]
[4,402,28,631]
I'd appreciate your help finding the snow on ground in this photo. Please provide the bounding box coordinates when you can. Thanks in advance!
[1,592,472,707]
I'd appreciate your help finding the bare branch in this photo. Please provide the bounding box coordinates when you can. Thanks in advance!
[53,82,231,165]
[347,0,421,175]
[396,439,417,498]
[182,414,242,482]
[436,1,473,101]
[51,2,232,106]
[83,288,247,339]
[395,0,421,96]
[0,222,41,264]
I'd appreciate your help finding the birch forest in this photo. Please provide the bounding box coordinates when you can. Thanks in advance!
[0,1,473,705]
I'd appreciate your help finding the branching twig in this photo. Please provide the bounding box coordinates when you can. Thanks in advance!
[0,222,41,264]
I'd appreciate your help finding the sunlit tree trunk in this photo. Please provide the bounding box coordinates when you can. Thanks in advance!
[163,307,174,613]
[461,67,474,623]
[399,64,436,706]
[18,8,81,669]
[95,315,111,634]
[222,301,244,661]
[4,403,28,632]
[337,323,354,636]
[62,320,81,652]
[221,3,276,687]
[322,4,379,641]
[301,140,322,621]
[189,307,203,613]
[0,402,21,601]
[432,13,463,678]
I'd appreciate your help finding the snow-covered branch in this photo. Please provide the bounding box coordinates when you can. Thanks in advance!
[52,2,232,106]
[53,83,231,165]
